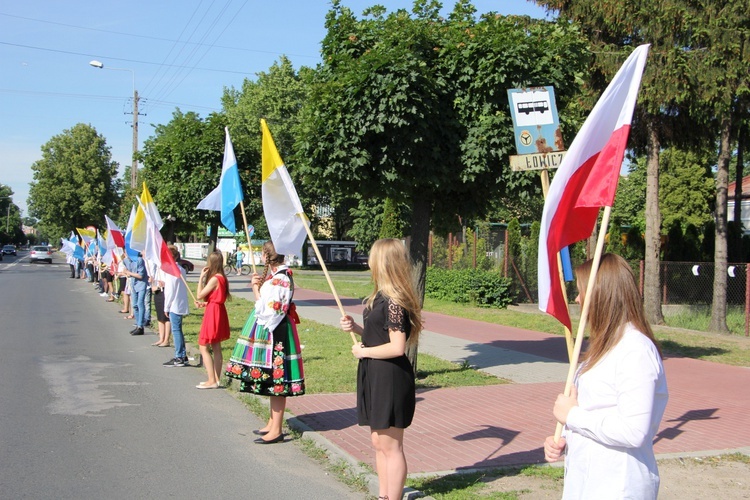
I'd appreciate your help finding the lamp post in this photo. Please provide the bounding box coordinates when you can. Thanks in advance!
[89,60,140,189]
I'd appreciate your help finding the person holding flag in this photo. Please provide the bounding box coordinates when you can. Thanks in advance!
[339,238,423,500]
[194,250,231,389]
[537,44,669,498]
[543,254,668,498]
[123,253,149,336]
[225,241,305,444]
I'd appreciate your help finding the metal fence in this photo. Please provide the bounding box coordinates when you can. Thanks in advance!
[427,232,749,307]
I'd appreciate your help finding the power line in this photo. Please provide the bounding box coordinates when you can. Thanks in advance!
[0,12,318,60]
[0,41,256,76]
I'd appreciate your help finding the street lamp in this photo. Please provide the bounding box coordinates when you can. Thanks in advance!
[89,60,140,189]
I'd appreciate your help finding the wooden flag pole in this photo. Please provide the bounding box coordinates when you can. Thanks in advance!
[181,273,198,303]
[553,205,612,443]
[297,213,357,344]
[540,169,574,362]
[238,200,257,274]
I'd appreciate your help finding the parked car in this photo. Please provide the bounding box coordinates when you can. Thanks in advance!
[178,258,194,273]
[2,245,16,256]
[29,245,53,264]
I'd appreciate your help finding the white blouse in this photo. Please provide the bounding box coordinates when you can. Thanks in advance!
[163,265,189,316]
[254,265,293,332]
[563,323,669,499]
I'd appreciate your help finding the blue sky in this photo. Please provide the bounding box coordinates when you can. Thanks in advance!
[0,1,550,217]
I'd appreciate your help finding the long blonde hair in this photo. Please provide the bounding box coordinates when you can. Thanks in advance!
[204,250,231,299]
[576,253,660,373]
[366,238,423,346]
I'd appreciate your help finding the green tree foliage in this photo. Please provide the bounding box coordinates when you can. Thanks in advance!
[0,185,23,244]
[378,197,403,239]
[28,123,120,242]
[297,0,589,298]
[140,111,227,241]
[614,148,715,235]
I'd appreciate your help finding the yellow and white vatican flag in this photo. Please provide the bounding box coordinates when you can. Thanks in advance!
[260,119,309,256]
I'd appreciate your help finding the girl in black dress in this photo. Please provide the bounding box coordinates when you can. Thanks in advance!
[340,238,423,500]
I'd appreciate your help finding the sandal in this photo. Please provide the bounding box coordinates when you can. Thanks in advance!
[124,315,134,320]
[106,298,115,302]
[118,310,128,313]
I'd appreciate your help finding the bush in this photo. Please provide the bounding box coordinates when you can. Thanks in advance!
[425,267,513,308]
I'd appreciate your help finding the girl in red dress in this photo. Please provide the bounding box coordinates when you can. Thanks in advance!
[195,250,231,389]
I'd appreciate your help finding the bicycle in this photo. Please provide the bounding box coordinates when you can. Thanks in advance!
[224,252,251,276]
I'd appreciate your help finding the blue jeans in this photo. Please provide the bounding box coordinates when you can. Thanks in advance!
[132,286,146,328]
[169,312,186,359]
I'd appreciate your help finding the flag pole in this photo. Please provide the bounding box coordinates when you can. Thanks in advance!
[553,205,611,443]
[180,273,198,303]
[540,169,574,362]
[297,213,357,344]
[238,200,257,274]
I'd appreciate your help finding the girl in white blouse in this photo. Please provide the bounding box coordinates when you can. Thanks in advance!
[544,253,669,499]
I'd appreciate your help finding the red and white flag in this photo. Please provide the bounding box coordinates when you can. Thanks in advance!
[104,215,125,250]
[136,198,181,278]
[538,44,650,329]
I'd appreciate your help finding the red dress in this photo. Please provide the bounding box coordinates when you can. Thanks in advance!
[198,274,230,345]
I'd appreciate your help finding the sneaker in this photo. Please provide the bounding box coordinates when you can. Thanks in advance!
[99,292,108,297]
[163,357,185,367]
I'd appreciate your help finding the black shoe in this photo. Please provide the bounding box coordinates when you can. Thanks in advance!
[254,434,284,444]
[144,321,151,327]
[130,328,144,336]
[252,429,269,436]
[163,357,187,367]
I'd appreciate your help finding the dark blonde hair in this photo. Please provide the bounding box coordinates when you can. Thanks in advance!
[204,250,230,299]
[262,241,285,279]
[168,245,180,261]
[576,253,661,373]
[366,238,423,346]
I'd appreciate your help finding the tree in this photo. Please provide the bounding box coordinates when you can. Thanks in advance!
[378,197,404,239]
[534,0,706,326]
[28,123,120,242]
[298,0,589,300]
[0,185,23,245]
[140,111,228,243]
[683,1,750,333]
[222,56,311,242]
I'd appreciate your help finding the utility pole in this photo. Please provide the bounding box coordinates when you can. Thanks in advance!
[131,89,139,188]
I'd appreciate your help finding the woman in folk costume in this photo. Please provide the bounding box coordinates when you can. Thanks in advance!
[226,241,304,444]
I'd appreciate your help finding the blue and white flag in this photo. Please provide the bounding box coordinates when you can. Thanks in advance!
[124,205,139,260]
[197,127,243,233]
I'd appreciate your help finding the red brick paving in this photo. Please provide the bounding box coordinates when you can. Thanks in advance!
[286,288,750,474]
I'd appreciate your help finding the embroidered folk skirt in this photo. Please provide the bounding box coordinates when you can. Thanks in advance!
[225,309,305,397]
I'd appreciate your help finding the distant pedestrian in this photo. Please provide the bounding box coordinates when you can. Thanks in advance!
[543,253,669,499]
[235,248,244,275]
[225,241,305,444]
[340,238,423,500]
[194,250,231,389]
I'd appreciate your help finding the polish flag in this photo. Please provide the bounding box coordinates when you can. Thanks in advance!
[104,215,125,249]
[538,44,650,329]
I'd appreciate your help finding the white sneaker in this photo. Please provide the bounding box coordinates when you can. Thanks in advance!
[99,293,108,297]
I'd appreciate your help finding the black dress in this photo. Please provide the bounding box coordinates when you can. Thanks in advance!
[357,293,415,429]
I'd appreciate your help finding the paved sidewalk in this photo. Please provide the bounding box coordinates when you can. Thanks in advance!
[220,273,750,476]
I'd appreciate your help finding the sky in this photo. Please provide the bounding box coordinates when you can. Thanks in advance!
[0,1,551,217]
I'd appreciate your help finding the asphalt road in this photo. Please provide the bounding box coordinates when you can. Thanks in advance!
[0,251,360,500]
